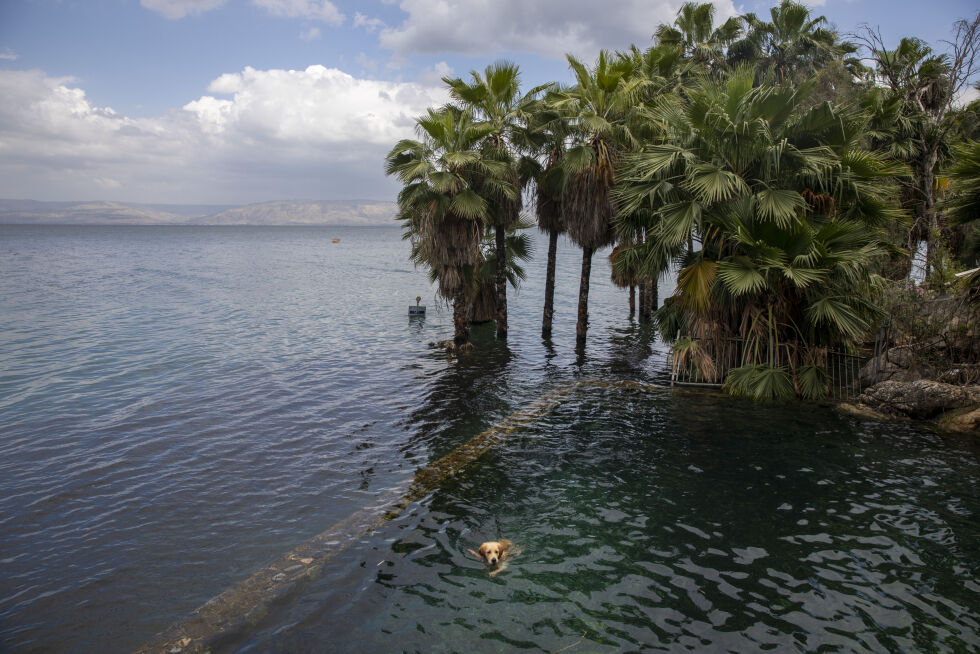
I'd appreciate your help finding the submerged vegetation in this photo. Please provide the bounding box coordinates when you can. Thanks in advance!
[387,1,980,401]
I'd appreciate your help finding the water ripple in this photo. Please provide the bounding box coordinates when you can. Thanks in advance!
[1,226,976,653]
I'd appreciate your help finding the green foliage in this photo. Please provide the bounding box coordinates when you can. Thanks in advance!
[723,364,796,401]
[945,140,980,231]
[386,106,516,303]
[384,0,975,385]
[654,297,688,342]
[617,72,893,354]
[796,364,830,400]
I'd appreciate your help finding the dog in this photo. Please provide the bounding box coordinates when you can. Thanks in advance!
[468,538,514,577]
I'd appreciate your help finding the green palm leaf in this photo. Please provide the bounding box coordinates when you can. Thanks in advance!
[717,256,768,295]
[805,296,868,338]
[684,164,748,202]
[755,187,806,226]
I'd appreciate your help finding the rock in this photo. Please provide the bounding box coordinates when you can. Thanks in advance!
[859,346,938,386]
[938,407,980,434]
[837,402,891,422]
[856,380,980,420]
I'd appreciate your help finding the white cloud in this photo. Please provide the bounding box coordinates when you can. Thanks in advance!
[418,61,453,86]
[252,0,344,25]
[183,65,446,144]
[0,67,448,203]
[0,49,18,61]
[354,12,386,33]
[955,85,980,108]
[140,0,228,19]
[300,26,322,40]
[94,176,122,189]
[379,0,739,59]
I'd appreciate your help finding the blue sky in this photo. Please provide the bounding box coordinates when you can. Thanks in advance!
[1,0,977,205]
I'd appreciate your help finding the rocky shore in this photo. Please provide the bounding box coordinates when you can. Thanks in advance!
[840,380,980,434]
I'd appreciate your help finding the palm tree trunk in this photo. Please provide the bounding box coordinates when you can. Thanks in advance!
[576,246,593,347]
[542,230,558,339]
[452,286,469,346]
[921,148,939,282]
[641,279,656,320]
[495,225,507,339]
[629,285,636,317]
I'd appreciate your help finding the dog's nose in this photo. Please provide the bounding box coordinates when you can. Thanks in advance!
[489,557,497,565]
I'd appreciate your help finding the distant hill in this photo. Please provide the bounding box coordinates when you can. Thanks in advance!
[0,200,188,225]
[0,199,398,226]
[193,200,397,226]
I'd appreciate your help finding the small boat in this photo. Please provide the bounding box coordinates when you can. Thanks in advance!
[409,295,426,316]
[332,238,340,243]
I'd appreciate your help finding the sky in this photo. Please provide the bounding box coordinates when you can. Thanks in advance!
[0,0,978,205]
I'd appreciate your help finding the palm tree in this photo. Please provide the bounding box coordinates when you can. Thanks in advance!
[617,69,902,399]
[946,140,980,229]
[654,2,743,73]
[443,62,547,339]
[469,222,535,322]
[609,244,639,316]
[553,52,648,348]
[855,15,980,282]
[944,140,980,286]
[386,106,516,347]
[524,94,571,338]
[739,0,851,84]
[611,208,668,321]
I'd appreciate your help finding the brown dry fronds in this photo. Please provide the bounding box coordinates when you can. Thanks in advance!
[563,164,617,250]
[609,245,638,287]
[536,185,564,234]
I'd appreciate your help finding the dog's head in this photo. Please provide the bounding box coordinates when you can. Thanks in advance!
[478,542,505,566]
[471,539,512,566]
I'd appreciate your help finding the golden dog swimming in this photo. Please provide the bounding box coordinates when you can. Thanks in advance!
[468,538,514,577]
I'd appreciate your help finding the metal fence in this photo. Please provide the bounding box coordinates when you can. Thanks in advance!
[667,336,874,401]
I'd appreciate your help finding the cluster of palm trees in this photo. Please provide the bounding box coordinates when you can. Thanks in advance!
[386,1,980,398]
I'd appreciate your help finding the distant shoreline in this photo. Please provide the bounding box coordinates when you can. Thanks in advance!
[0,198,399,227]
[0,222,401,227]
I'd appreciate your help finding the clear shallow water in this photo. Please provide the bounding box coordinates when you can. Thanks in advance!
[243,387,980,653]
[0,225,977,653]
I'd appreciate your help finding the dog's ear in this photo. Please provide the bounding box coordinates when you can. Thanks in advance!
[467,548,483,560]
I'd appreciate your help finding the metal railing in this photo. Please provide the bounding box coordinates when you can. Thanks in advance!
[667,336,874,401]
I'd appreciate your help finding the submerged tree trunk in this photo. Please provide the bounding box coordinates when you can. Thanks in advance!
[576,246,594,348]
[495,225,508,339]
[452,286,470,346]
[629,285,636,317]
[640,279,657,320]
[542,230,558,339]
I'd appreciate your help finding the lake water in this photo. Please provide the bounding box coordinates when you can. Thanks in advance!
[1,225,977,653]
